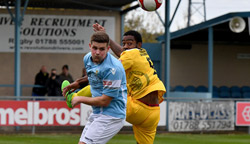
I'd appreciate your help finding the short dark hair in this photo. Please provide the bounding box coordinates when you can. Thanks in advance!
[51,68,56,71]
[62,64,69,70]
[91,31,109,45]
[123,30,142,43]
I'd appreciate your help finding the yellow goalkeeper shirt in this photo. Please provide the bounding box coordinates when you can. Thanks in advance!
[120,48,166,103]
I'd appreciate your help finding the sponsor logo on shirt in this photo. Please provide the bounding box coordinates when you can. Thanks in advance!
[103,81,112,86]
[103,80,121,89]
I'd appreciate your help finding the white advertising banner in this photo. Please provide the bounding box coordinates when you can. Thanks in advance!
[0,14,115,53]
[169,101,235,132]
[248,17,250,35]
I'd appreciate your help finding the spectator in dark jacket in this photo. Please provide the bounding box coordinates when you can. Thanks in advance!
[46,68,62,96]
[59,64,74,83]
[32,65,49,97]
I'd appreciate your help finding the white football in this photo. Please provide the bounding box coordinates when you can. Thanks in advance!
[138,0,163,11]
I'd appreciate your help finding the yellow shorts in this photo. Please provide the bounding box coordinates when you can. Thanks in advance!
[126,96,160,144]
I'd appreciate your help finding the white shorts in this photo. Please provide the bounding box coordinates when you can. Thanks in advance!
[80,113,125,144]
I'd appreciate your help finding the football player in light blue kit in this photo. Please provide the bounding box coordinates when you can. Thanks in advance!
[62,31,127,144]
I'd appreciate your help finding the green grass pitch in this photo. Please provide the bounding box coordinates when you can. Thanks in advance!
[0,133,250,144]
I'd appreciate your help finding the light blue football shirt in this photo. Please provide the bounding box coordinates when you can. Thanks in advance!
[84,52,127,119]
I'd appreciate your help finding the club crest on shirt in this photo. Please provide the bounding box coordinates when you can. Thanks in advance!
[111,68,116,75]
[95,69,99,75]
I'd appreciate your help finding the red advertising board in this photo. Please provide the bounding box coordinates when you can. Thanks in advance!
[236,102,250,126]
[0,101,91,126]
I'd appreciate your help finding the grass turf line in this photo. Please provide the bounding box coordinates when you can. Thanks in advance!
[0,133,250,144]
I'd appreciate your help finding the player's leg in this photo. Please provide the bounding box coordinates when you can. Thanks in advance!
[132,110,160,144]
[126,96,160,144]
[78,113,95,144]
[76,85,92,97]
[79,114,125,144]
[61,80,92,108]
[61,80,75,108]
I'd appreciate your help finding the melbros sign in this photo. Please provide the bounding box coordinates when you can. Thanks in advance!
[0,101,92,126]
[0,101,167,127]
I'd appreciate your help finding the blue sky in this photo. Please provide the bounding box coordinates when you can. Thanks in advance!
[168,0,250,31]
[127,0,250,32]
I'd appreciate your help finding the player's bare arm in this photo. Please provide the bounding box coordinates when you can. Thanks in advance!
[71,94,113,107]
[62,76,88,97]
[109,39,123,57]
[93,23,123,57]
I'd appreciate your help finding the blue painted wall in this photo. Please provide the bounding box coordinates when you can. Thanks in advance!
[142,43,162,80]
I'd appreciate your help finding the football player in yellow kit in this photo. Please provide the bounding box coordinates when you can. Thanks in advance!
[63,24,166,144]
[93,23,166,144]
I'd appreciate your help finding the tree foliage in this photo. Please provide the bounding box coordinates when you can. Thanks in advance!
[124,8,164,43]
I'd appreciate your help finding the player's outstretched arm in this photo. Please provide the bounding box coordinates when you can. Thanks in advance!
[71,94,112,107]
[109,39,123,57]
[92,23,123,57]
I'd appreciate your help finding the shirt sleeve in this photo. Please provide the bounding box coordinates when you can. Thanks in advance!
[83,52,91,67]
[102,67,123,98]
[119,51,134,70]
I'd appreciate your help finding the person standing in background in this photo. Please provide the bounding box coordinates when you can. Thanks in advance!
[59,64,74,83]
[46,68,61,96]
[32,65,49,97]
